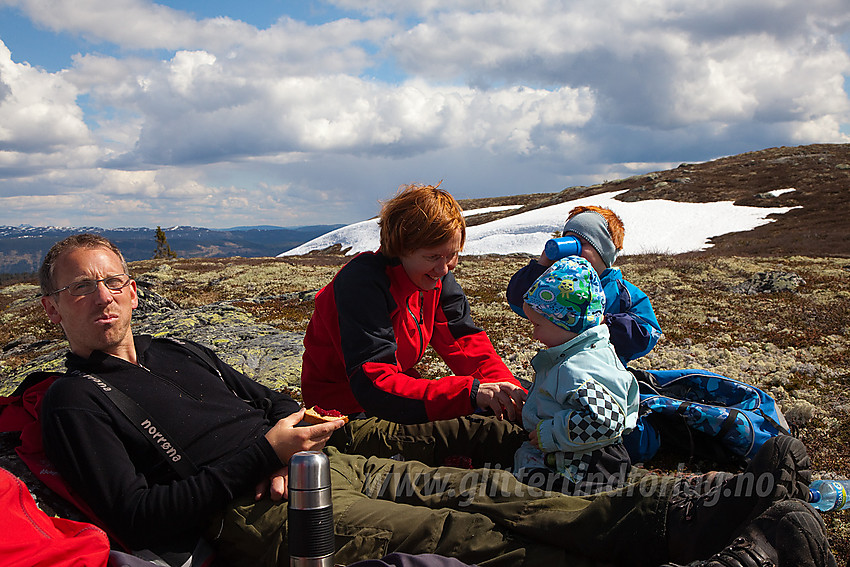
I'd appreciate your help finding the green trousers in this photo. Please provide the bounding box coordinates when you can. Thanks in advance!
[330,415,527,468]
[215,448,676,567]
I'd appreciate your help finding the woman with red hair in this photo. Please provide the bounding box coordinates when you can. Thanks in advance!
[301,183,527,467]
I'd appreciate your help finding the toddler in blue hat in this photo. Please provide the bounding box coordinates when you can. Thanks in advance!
[514,256,639,494]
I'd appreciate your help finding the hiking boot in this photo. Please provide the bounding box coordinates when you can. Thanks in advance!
[766,500,838,567]
[662,536,774,567]
[662,499,837,567]
[666,435,811,562]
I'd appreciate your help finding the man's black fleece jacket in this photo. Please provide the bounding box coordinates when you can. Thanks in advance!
[40,335,299,553]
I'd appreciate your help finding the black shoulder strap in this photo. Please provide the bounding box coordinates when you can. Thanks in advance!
[756,408,792,436]
[70,371,198,479]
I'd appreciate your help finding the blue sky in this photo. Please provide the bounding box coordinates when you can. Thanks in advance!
[1,0,848,229]
[0,1,358,72]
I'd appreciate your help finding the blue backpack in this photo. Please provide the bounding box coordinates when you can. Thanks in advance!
[622,368,791,468]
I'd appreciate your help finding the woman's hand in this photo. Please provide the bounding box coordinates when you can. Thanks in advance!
[476,381,527,421]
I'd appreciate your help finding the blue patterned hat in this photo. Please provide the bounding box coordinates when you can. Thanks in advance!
[523,256,605,334]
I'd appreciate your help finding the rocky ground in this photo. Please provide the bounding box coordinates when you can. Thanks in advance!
[1,250,848,563]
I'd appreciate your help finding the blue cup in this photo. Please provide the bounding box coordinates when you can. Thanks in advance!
[544,236,581,261]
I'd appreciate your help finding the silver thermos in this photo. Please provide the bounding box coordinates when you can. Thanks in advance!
[288,451,335,567]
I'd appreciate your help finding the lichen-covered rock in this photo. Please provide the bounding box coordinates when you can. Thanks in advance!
[731,271,806,294]
[134,279,180,315]
[7,298,305,396]
[134,302,305,394]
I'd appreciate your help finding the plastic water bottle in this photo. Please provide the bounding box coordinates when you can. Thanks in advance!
[544,236,581,261]
[808,479,850,512]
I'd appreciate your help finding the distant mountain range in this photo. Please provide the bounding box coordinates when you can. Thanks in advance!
[0,224,344,274]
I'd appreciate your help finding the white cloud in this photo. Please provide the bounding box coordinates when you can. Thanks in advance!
[90,63,597,166]
[0,40,92,155]
[4,0,250,50]
[0,0,848,228]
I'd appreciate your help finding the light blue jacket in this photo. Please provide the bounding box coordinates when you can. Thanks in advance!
[514,324,639,478]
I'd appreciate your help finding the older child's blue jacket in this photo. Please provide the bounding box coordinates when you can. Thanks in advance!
[507,260,662,362]
[514,324,639,482]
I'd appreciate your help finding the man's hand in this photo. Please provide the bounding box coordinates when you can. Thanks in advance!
[528,428,539,449]
[264,408,345,464]
[255,466,289,501]
[476,381,527,421]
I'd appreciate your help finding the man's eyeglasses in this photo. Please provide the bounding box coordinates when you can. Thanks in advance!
[47,274,133,297]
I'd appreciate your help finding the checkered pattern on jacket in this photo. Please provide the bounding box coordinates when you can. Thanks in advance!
[567,379,626,444]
